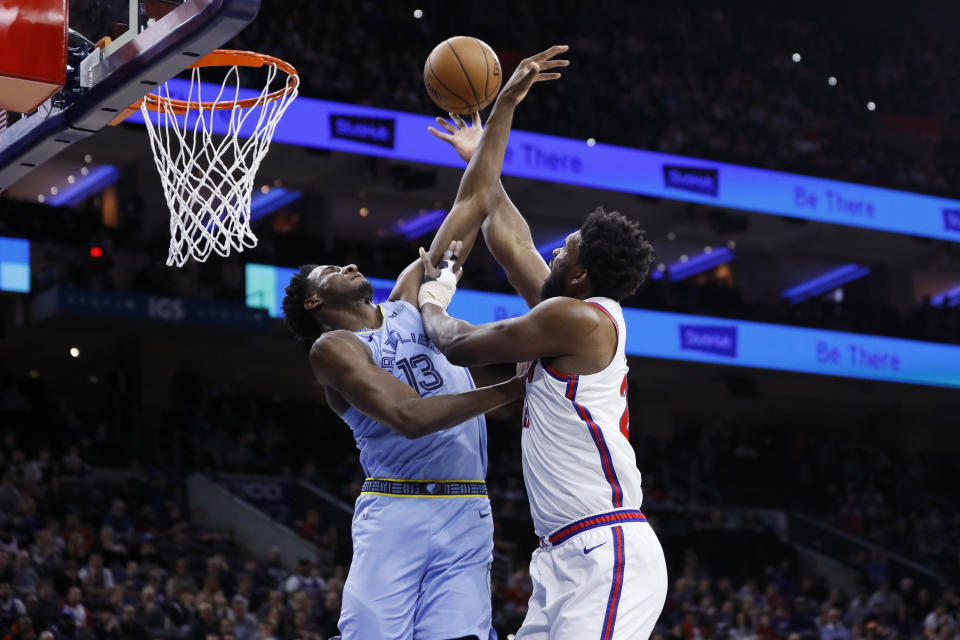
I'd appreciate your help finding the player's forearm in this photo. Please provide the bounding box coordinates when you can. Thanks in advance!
[420,304,483,367]
[455,96,517,204]
[396,376,522,438]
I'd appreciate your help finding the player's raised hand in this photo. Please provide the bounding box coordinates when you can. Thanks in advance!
[428,111,483,163]
[418,241,463,311]
[498,45,569,107]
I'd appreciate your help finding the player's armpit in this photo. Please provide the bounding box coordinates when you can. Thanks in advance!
[423,296,598,367]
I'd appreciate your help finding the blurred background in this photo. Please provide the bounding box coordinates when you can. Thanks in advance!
[1,1,959,639]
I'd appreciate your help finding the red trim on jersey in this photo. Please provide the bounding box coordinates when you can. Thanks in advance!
[541,360,570,381]
[588,301,619,339]
[569,375,624,508]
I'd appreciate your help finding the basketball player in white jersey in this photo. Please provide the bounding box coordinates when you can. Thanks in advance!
[418,55,667,639]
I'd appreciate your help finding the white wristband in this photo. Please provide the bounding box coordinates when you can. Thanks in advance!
[418,258,459,310]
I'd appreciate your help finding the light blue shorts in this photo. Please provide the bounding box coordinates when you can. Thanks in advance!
[338,493,494,640]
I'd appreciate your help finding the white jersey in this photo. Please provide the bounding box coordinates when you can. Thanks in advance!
[520,297,643,537]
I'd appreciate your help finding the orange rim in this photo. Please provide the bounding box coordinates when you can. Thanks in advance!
[138,49,299,115]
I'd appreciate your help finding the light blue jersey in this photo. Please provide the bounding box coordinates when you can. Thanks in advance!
[341,299,488,480]
[335,299,494,640]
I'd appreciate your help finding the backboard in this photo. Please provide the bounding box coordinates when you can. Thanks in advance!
[0,0,259,193]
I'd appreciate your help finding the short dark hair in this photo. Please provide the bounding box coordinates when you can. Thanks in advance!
[282,264,322,351]
[578,207,654,301]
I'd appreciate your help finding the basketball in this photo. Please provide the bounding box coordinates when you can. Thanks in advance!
[424,36,502,114]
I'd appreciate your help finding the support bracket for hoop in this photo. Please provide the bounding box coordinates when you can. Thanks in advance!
[0,0,260,193]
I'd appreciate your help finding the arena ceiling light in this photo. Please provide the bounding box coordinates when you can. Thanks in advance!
[650,247,735,281]
[249,187,302,222]
[46,165,118,207]
[930,283,960,308]
[782,264,869,304]
[395,209,447,240]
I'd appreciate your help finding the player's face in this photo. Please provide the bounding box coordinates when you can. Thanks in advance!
[541,232,582,300]
[307,264,374,305]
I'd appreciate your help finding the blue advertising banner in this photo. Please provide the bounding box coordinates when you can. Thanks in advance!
[129,81,960,242]
[0,236,30,293]
[246,263,960,389]
[32,286,269,328]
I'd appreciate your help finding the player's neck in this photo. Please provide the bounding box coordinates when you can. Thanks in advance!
[325,299,382,332]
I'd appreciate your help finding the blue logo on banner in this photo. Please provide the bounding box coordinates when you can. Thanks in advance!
[679,324,737,357]
[329,114,395,148]
[943,209,960,233]
[663,165,719,197]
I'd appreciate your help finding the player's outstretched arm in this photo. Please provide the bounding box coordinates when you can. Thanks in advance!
[310,330,524,438]
[482,189,550,308]
[428,48,569,307]
[420,296,597,367]
[389,45,569,305]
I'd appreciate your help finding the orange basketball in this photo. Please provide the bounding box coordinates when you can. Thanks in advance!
[424,36,502,114]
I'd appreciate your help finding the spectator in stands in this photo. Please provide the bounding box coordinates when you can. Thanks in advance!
[255,620,278,640]
[820,607,852,640]
[201,555,235,600]
[165,588,195,629]
[190,601,218,640]
[102,501,131,539]
[282,559,324,599]
[28,580,59,632]
[60,586,88,629]
[296,510,325,547]
[868,581,904,620]
[28,531,61,571]
[11,552,38,597]
[117,604,148,640]
[78,554,113,599]
[729,611,756,640]
[93,528,125,570]
[0,583,26,629]
[255,590,284,620]
[60,446,86,477]
[228,595,257,640]
[135,585,164,629]
[262,549,286,589]
[924,603,957,640]
[60,515,94,551]
[847,584,873,626]
[166,558,198,600]
[0,477,22,516]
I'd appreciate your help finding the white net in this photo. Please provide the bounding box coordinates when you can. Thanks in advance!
[140,58,298,267]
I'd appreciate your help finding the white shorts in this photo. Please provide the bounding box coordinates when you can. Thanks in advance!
[516,512,667,640]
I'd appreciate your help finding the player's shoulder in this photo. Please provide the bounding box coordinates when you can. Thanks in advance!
[530,296,609,327]
[309,330,371,368]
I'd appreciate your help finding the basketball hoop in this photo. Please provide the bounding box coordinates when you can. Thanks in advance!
[138,50,299,267]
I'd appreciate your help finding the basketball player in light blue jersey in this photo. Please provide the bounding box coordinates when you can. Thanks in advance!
[280,46,569,640]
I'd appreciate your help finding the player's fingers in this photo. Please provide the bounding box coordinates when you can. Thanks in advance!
[537,59,569,70]
[419,247,436,274]
[533,73,563,82]
[471,111,482,128]
[449,112,467,129]
[427,127,454,142]
[435,117,457,134]
[532,44,569,62]
[454,267,463,283]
